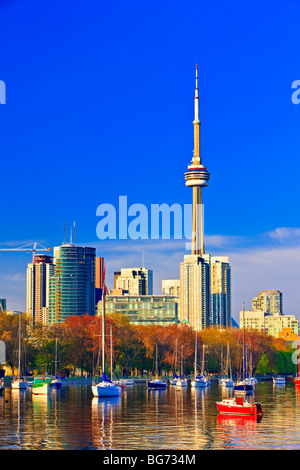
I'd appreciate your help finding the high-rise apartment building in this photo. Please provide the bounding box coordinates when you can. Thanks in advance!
[48,244,96,324]
[0,299,7,313]
[95,256,104,303]
[252,290,283,316]
[162,279,180,298]
[26,254,55,325]
[114,267,153,296]
[180,254,211,329]
[179,67,231,330]
[210,256,231,327]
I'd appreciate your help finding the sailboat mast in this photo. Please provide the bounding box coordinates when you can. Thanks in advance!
[110,325,113,382]
[102,288,105,376]
[18,314,21,380]
[194,332,197,379]
[242,301,246,380]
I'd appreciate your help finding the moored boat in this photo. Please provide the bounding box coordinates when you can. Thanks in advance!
[234,380,253,393]
[220,343,234,388]
[11,378,28,390]
[11,314,28,390]
[234,302,253,394]
[91,268,122,399]
[170,373,180,385]
[92,374,122,397]
[221,378,234,387]
[216,397,263,416]
[50,339,62,389]
[148,379,167,390]
[148,345,167,390]
[176,378,188,388]
[273,376,285,385]
[50,378,62,389]
[32,377,51,395]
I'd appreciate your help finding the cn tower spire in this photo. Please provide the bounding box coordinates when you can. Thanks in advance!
[193,64,201,165]
[185,65,210,255]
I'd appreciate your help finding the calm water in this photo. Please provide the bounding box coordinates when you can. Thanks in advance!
[1,380,300,450]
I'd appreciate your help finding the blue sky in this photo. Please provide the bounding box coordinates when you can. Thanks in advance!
[0,0,300,321]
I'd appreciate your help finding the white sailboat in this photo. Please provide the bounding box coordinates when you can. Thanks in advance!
[50,338,62,389]
[192,340,210,388]
[245,351,257,385]
[176,346,188,388]
[170,339,179,385]
[234,302,253,394]
[148,344,167,390]
[220,343,234,387]
[92,267,122,398]
[11,314,27,390]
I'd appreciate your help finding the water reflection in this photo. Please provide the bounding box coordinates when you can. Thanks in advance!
[1,381,300,449]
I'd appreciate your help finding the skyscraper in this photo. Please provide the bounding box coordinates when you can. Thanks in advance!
[114,267,153,295]
[179,67,231,330]
[26,254,55,325]
[48,243,96,324]
[95,256,104,303]
[0,299,7,313]
[252,290,283,316]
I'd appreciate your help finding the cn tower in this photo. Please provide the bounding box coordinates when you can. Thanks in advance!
[185,65,210,255]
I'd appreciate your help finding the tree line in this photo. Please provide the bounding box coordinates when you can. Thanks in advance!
[0,312,297,378]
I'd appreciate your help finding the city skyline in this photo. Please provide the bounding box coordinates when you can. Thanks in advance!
[0,0,300,322]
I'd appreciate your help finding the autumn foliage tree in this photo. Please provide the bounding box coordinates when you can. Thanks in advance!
[0,312,296,377]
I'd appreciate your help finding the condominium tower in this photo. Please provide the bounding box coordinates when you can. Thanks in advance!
[26,254,55,325]
[114,267,153,296]
[252,290,283,316]
[48,243,96,324]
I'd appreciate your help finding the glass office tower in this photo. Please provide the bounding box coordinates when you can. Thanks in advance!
[49,244,96,324]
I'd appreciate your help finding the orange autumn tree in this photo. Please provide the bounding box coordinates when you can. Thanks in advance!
[64,314,96,375]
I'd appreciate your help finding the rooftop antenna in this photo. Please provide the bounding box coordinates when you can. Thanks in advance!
[73,221,76,245]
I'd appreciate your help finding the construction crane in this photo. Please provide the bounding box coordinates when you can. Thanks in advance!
[0,242,51,262]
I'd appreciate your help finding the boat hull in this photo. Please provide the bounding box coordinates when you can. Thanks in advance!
[217,399,262,417]
[50,380,62,389]
[148,380,167,390]
[92,383,122,397]
[32,383,50,395]
[191,379,209,387]
[234,382,253,393]
[273,378,285,385]
[170,379,179,385]
[221,379,234,387]
[176,379,188,388]
[11,380,28,390]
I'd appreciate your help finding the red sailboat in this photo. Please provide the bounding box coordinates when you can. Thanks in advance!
[216,397,263,417]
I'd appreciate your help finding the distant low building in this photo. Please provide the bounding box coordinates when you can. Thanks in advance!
[97,294,178,326]
[278,327,299,343]
[240,309,298,338]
